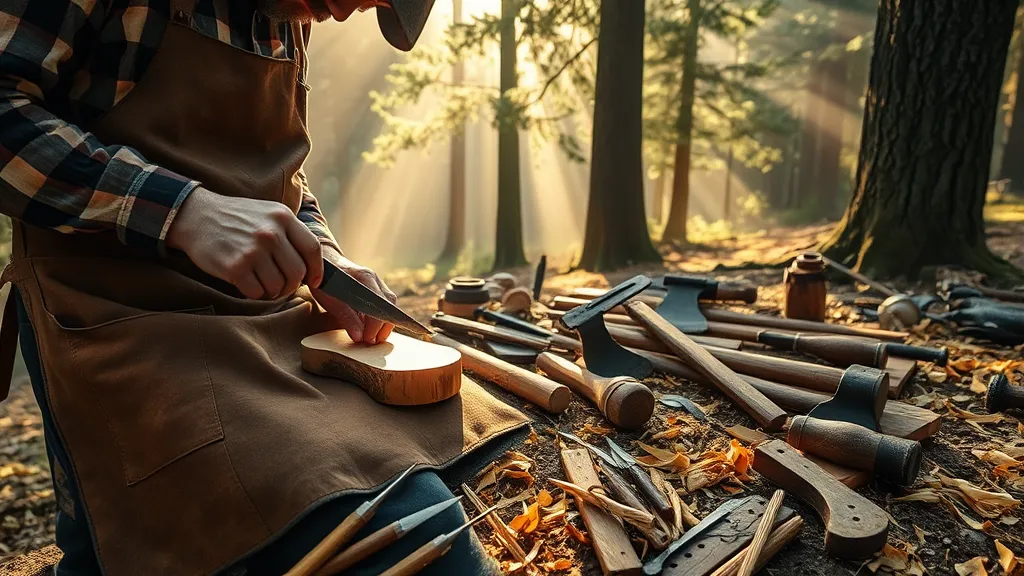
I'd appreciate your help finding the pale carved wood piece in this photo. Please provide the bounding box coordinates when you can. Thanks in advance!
[301,331,462,406]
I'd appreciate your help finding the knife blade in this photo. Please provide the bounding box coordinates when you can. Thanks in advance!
[605,438,675,523]
[319,259,431,336]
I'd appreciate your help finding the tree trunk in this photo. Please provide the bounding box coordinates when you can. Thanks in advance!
[439,0,466,261]
[765,131,789,209]
[662,0,700,243]
[492,0,527,270]
[653,170,666,225]
[577,0,660,271]
[814,55,847,219]
[1000,30,1024,192]
[821,0,1022,280]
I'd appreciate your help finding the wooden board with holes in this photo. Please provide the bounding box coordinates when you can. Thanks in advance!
[301,330,462,406]
[885,357,918,398]
[560,449,642,576]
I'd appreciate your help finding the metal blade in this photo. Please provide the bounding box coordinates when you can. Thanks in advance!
[643,496,749,575]
[396,497,462,535]
[319,260,431,336]
[557,432,619,469]
[605,437,638,467]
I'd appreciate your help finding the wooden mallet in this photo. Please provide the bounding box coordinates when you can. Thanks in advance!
[536,352,655,430]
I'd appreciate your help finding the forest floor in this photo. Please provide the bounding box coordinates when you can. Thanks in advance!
[3,205,1024,575]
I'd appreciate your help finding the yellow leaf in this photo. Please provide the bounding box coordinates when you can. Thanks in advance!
[996,540,1018,574]
[955,556,989,576]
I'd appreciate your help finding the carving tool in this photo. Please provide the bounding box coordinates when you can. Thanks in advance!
[605,438,674,523]
[378,503,499,576]
[320,260,431,335]
[752,440,888,559]
[986,372,1024,413]
[626,301,787,431]
[313,497,462,576]
[557,432,648,512]
[537,352,655,429]
[643,494,797,576]
[285,464,417,576]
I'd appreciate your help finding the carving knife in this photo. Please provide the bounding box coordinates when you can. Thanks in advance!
[605,437,675,523]
[319,260,431,336]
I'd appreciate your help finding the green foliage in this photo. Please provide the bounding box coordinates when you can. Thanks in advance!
[642,0,797,178]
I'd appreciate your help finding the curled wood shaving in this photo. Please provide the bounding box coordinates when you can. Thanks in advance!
[954,556,989,576]
[996,540,1020,575]
[945,400,1005,424]
[636,443,690,471]
[866,543,926,575]
[549,478,655,530]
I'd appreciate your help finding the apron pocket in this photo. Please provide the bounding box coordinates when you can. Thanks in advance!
[60,309,224,486]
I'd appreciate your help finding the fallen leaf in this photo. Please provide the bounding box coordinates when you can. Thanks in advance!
[913,525,929,545]
[866,543,925,575]
[971,374,988,394]
[636,443,690,471]
[955,556,989,576]
[996,540,1018,574]
[476,466,498,492]
[951,358,981,373]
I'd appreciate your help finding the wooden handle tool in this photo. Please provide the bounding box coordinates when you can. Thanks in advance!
[536,352,654,430]
[561,449,643,576]
[700,308,908,341]
[286,465,417,576]
[788,416,923,486]
[604,437,675,523]
[626,301,787,431]
[313,497,462,576]
[705,322,888,368]
[752,440,888,559]
[606,323,743,352]
[431,333,571,413]
[737,490,785,576]
[378,504,498,576]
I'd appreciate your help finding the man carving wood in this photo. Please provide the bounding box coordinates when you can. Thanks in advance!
[0,1,529,574]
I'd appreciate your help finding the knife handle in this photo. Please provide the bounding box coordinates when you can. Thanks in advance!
[625,464,674,522]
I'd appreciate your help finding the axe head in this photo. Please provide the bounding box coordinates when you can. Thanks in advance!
[559,275,653,379]
[658,275,720,333]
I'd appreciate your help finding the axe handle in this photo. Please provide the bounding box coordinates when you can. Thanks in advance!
[704,322,888,369]
[715,286,758,304]
[700,308,908,341]
[626,301,788,431]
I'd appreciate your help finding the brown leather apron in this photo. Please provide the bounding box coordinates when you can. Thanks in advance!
[0,2,528,574]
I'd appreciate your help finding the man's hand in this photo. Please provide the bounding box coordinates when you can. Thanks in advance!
[167,187,324,299]
[311,250,398,344]
[166,187,397,344]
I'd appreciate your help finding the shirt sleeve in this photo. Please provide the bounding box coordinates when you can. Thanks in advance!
[0,2,201,256]
[295,169,343,257]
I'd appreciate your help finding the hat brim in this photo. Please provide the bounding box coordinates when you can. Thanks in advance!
[377,0,435,52]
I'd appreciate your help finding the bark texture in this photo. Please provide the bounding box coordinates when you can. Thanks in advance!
[1001,31,1024,192]
[821,0,1022,279]
[662,0,701,243]
[493,0,527,269]
[439,0,466,261]
[577,0,660,271]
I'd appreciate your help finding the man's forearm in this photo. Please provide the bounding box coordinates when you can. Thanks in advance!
[0,84,200,256]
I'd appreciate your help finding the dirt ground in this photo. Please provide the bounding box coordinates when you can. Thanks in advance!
[3,215,1024,575]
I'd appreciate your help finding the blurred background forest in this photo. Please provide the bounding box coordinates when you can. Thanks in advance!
[289,0,1023,279]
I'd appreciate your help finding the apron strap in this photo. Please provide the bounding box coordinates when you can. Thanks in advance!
[0,279,19,403]
[171,0,197,19]
[291,21,308,86]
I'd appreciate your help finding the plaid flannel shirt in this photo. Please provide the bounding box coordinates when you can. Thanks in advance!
[0,0,340,257]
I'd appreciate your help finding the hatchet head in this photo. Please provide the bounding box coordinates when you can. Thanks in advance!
[657,275,720,333]
[560,275,653,379]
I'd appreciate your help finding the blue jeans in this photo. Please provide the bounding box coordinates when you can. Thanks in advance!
[16,290,503,575]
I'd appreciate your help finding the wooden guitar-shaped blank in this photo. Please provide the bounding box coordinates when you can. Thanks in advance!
[301,331,462,406]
